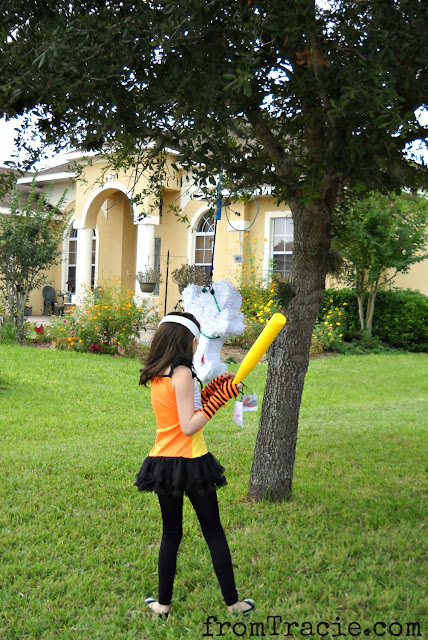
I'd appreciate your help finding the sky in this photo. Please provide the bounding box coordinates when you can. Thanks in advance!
[0,115,64,170]
[0,116,26,166]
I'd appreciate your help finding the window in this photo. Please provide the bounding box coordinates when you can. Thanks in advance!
[272,217,294,278]
[66,228,97,293]
[67,228,78,293]
[194,213,215,276]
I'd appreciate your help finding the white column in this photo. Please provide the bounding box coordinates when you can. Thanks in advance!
[75,228,93,303]
[136,222,155,294]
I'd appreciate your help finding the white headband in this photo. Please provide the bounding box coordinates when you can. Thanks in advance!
[158,315,200,342]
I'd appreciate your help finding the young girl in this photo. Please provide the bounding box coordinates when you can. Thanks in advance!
[135,311,255,618]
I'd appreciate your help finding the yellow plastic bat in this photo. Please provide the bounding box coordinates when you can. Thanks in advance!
[233,312,286,384]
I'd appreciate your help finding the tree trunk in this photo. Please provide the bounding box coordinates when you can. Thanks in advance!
[357,293,365,332]
[16,288,28,343]
[365,280,379,336]
[247,198,333,502]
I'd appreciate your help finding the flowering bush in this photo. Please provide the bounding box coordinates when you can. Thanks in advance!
[238,249,281,325]
[226,248,282,347]
[46,280,157,354]
[24,322,46,344]
[312,300,347,351]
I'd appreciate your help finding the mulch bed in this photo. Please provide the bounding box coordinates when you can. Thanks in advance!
[24,341,338,362]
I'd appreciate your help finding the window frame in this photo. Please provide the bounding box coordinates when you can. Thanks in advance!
[263,209,293,281]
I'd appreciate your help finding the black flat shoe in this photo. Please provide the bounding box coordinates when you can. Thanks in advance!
[144,597,170,619]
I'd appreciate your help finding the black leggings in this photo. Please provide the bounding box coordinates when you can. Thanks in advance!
[157,492,239,606]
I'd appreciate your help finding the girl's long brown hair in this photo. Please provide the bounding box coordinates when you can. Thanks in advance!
[139,311,200,386]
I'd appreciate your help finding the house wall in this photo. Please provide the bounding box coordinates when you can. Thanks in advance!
[387,258,427,295]
[12,155,428,320]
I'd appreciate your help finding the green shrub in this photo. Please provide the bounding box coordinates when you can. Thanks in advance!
[0,321,18,344]
[321,288,428,352]
[372,289,428,351]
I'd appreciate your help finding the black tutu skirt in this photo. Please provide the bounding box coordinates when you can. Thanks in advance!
[134,452,227,497]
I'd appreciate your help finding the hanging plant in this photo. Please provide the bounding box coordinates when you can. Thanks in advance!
[171,264,211,291]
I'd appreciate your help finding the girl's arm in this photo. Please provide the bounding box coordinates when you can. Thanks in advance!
[172,366,208,436]
[173,366,241,436]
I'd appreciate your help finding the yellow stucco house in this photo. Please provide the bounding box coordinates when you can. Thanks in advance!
[6,150,428,316]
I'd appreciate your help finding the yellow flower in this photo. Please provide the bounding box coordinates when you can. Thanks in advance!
[336,322,341,326]
[330,299,333,303]
[71,341,75,346]
[343,302,348,306]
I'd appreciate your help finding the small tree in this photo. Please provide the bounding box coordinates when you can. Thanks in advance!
[0,178,70,341]
[333,192,428,335]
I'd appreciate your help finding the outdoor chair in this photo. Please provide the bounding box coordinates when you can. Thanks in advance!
[42,286,56,315]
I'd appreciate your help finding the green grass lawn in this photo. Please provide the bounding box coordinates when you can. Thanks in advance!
[0,346,426,640]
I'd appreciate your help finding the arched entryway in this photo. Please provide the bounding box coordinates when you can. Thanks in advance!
[73,182,160,299]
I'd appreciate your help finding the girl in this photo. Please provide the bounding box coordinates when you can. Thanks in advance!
[135,311,255,618]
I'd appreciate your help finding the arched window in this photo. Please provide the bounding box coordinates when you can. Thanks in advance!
[66,227,97,293]
[194,213,215,275]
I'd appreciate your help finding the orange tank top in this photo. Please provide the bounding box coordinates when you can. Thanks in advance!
[149,376,208,458]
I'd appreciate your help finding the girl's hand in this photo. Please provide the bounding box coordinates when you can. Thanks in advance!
[223,372,235,380]
[224,372,243,391]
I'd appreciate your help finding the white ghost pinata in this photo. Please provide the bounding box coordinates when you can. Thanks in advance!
[181,281,245,384]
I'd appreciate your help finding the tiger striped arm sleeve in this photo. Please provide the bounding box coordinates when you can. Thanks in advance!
[200,375,227,404]
[200,380,240,420]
